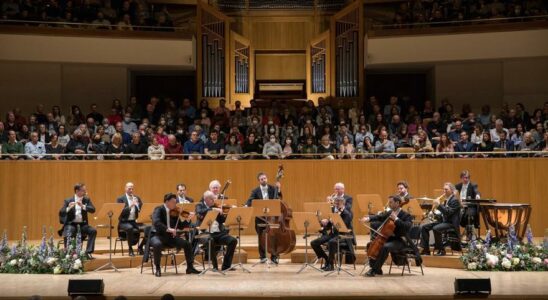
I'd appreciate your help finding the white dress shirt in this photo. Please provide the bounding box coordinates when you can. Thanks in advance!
[126,194,137,221]
[460,183,469,200]
[261,185,269,199]
[71,195,86,223]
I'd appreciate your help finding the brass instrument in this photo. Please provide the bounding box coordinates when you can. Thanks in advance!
[426,194,446,223]
[327,193,337,207]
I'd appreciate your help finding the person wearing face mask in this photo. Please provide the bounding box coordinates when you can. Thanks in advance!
[87,133,107,160]
[262,135,282,159]
[122,112,137,135]
[199,110,212,134]
[101,118,116,136]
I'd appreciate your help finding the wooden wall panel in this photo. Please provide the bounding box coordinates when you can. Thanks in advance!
[255,54,306,80]
[0,159,547,240]
[250,21,314,50]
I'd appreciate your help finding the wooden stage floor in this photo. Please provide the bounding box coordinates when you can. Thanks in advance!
[1,264,547,299]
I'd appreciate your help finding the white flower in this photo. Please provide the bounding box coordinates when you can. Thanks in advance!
[29,258,36,266]
[532,257,542,264]
[536,245,542,251]
[53,266,62,274]
[512,258,520,266]
[9,259,17,266]
[46,257,58,266]
[73,259,82,270]
[476,244,483,250]
[501,258,512,269]
[467,262,477,270]
[486,254,499,268]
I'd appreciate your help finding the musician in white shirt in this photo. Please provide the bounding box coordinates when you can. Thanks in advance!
[116,182,144,256]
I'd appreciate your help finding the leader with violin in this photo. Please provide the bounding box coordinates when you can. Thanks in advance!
[311,196,354,271]
[360,195,415,277]
[245,171,282,264]
[150,193,201,277]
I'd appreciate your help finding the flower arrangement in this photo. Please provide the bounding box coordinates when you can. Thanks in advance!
[461,225,547,271]
[0,226,87,274]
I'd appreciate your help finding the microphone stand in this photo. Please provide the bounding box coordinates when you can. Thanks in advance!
[95,210,119,272]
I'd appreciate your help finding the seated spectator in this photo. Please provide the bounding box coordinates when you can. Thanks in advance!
[225,134,242,160]
[117,14,133,31]
[125,132,148,160]
[494,130,514,152]
[510,123,525,148]
[114,121,131,145]
[299,137,317,159]
[504,108,522,131]
[536,132,548,152]
[455,131,475,158]
[338,135,355,159]
[101,118,116,137]
[107,108,122,126]
[447,120,464,143]
[164,134,182,160]
[317,134,336,160]
[476,132,494,157]
[242,132,262,159]
[374,130,395,153]
[531,122,545,143]
[412,129,433,153]
[122,112,137,135]
[25,132,46,160]
[56,125,71,148]
[407,115,422,137]
[354,124,374,152]
[91,12,111,29]
[148,136,165,160]
[17,124,30,144]
[335,123,354,148]
[529,109,543,130]
[436,133,454,154]
[262,134,283,159]
[46,133,65,160]
[518,132,537,152]
[107,132,125,160]
[179,98,196,120]
[183,130,204,160]
[0,122,7,144]
[489,119,509,143]
[470,123,483,146]
[2,130,25,160]
[427,112,446,143]
[205,130,224,159]
[65,131,88,159]
[281,136,296,159]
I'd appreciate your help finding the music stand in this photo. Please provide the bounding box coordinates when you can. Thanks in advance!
[196,210,225,276]
[293,212,323,274]
[93,203,124,272]
[303,202,332,219]
[224,207,253,273]
[251,199,281,269]
[175,202,201,269]
[324,213,354,277]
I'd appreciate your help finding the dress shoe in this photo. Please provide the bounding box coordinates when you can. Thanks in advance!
[138,248,144,256]
[365,269,376,277]
[154,269,161,277]
[222,266,235,272]
[186,267,201,274]
[271,256,279,265]
[434,249,446,256]
[375,269,383,275]
[322,264,334,271]
[128,249,135,257]
[420,250,431,256]
[259,258,268,263]
[86,253,94,260]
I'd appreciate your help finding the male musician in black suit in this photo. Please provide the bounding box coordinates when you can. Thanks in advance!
[245,172,282,264]
[419,183,462,256]
[58,183,97,259]
[150,193,200,277]
[361,195,415,277]
[176,183,194,203]
[116,182,144,256]
[195,190,237,271]
[325,182,353,211]
[455,170,481,229]
[370,181,412,240]
[310,197,354,271]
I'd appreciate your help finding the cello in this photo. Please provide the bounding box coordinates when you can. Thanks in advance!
[259,164,297,256]
[365,210,396,260]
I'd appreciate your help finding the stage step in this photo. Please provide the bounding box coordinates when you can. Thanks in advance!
[290,249,368,264]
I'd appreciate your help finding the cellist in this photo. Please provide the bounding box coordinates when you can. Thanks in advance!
[360,195,413,277]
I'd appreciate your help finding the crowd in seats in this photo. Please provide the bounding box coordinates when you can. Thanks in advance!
[1,96,547,160]
[389,0,548,28]
[0,0,175,31]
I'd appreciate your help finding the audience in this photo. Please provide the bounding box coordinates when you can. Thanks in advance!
[2,95,547,161]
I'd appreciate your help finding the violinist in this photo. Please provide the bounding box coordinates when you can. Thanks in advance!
[195,191,237,272]
[150,193,200,277]
[326,182,353,211]
[245,172,282,264]
[360,195,413,277]
[310,197,354,271]
[419,183,461,256]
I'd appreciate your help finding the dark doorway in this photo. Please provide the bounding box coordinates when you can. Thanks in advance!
[365,72,428,111]
[131,71,196,107]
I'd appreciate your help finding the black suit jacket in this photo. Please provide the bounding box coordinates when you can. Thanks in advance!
[177,196,194,203]
[151,204,189,239]
[245,185,281,207]
[455,182,480,200]
[195,200,227,232]
[438,195,461,230]
[59,196,96,226]
[369,209,412,238]
[116,194,143,222]
[340,194,353,211]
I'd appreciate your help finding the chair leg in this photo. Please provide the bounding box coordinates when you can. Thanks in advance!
[173,253,178,274]
[120,239,124,256]
[113,238,118,255]
[164,253,168,273]
[420,263,424,275]
[401,260,405,276]
[407,260,411,274]
[388,260,393,274]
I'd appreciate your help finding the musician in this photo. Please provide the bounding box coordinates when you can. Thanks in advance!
[326,182,353,211]
[58,183,97,259]
[455,170,481,229]
[176,183,194,203]
[150,193,200,277]
[199,180,225,201]
[369,181,412,240]
[245,172,282,264]
[361,195,414,277]
[195,191,237,271]
[419,183,461,256]
[116,182,144,256]
[310,197,354,271]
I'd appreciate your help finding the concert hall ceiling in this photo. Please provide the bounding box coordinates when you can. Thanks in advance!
[211,0,351,11]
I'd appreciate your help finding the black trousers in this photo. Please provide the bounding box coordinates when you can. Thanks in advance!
[368,237,406,272]
[118,220,143,250]
[150,235,193,269]
[461,205,480,228]
[420,222,454,250]
[210,231,237,270]
[310,234,339,265]
[63,223,96,254]
[255,218,279,260]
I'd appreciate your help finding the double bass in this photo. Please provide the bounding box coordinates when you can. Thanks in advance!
[259,164,297,256]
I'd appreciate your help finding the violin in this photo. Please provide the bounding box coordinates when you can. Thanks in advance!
[214,180,233,214]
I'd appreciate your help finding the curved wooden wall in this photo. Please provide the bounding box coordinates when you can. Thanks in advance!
[0,159,546,239]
